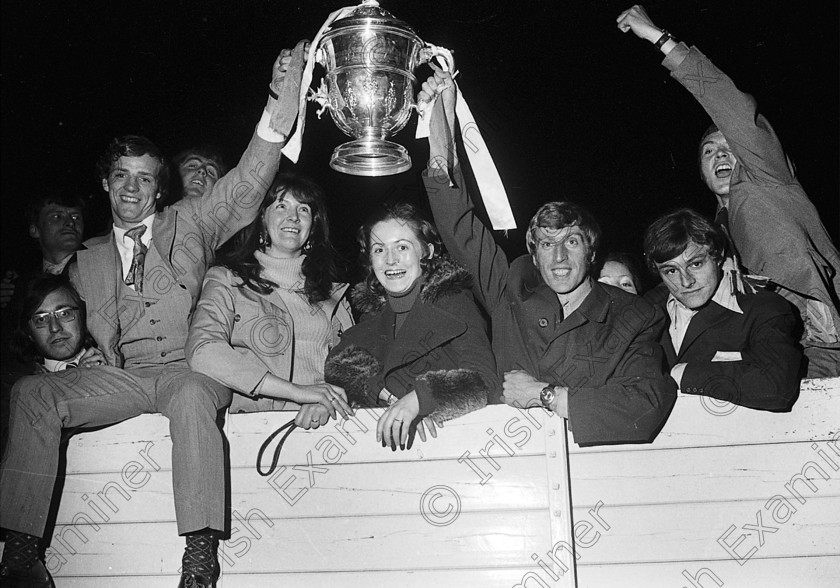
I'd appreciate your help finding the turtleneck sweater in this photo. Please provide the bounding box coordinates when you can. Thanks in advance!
[255,250,330,385]
[386,277,422,336]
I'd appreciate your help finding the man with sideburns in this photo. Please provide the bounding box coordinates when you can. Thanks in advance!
[0,42,307,588]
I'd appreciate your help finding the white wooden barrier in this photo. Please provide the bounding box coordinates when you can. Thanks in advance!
[2,378,838,587]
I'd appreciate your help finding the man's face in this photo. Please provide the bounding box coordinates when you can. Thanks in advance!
[27,288,84,361]
[532,225,594,295]
[30,204,84,258]
[179,154,221,199]
[699,131,737,196]
[102,154,162,229]
[655,241,722,309]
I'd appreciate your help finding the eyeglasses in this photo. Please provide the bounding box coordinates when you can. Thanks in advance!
[30,307,79,328]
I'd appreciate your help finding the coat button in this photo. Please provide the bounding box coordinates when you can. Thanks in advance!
[234,314,241,322]
[538,318,549,328]
[150,319,156,325]
[144,302,151,308]
[156,336,163,341]
[160,352,167,357]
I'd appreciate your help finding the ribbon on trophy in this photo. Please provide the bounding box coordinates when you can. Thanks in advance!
[281,3,516,231]
[415,45,516,230]
[279,4,358,161]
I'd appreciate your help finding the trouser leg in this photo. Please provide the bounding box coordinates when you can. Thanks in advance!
[0,367,153,537]
[157,368,232,535]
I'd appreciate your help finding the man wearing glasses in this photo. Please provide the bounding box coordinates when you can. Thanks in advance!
[1,274,104,470]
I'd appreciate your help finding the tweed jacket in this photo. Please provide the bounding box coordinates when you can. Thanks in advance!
[646,283,802,411]
[325,257,496,422]
[424,167,676,446]
[187,265,353,413]
[664,44,840,342]
[70,130,282,368]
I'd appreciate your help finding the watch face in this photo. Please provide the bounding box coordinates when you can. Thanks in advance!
[540,386,555,407]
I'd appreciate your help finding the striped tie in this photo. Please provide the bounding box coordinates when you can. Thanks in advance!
[125,225,148,294]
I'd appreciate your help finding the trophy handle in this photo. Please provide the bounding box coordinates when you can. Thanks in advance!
[419,44,453,72]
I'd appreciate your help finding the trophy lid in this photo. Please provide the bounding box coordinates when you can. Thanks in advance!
[329,0,415,34]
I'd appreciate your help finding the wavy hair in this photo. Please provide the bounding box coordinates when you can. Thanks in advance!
[214,173,340,303]
[356,202,443,299]
[525,201,601,259]
[96,135,169,201]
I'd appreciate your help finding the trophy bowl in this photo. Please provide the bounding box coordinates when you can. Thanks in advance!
[315,1,446,176]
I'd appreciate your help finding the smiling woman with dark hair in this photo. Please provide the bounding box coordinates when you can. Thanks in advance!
[187,173,354,428]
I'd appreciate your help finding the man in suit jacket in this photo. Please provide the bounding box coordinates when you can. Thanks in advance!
[643,208,802,412]
[420,67,676,447]
[617,4,840,377]
[0,45,303,588]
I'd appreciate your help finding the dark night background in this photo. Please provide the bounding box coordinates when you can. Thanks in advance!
[2,0,838,281]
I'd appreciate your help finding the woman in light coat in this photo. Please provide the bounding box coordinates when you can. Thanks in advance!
[187,174,352,427]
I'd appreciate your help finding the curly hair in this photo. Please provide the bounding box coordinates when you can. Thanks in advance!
[96,135,169,201]
[214,173,341,303]
[525,201,601,259]
[356,202,443,300]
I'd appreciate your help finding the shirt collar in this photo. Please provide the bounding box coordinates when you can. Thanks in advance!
[43,348,86,373]
[113,214,155,248]
[42,254,73,275]
[666,277,743,316]
[710,277,743,314]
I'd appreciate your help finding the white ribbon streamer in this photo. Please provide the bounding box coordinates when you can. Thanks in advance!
[417,46,516,230]
[281,4,357,162]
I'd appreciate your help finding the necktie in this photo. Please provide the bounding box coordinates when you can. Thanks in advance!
[125,225,148,294]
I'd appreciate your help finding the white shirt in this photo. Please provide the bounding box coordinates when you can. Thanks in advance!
[113,215,155,284]
[43,349,86,373]
[666,278,743,387]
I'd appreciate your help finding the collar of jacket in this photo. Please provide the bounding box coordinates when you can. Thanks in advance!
[350,255,473,314]
[513,255,609,324]
[83,209,179,277]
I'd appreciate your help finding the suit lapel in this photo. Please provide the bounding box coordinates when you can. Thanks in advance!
[151,209,179,278]
[677,302,732,361]
[77,234,123,366]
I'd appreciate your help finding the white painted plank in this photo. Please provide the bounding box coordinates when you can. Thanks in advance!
[564,496,840,565]
[42,556,840,588]
[54,457,550,525]
[569,439,840,508]
[44,495,838,579]
[577,555,840,588]
[217,568,577,588]
[47,511,554,578]
[227,406,552,468]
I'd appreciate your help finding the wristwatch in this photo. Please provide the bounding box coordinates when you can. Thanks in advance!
[539,385,556,410]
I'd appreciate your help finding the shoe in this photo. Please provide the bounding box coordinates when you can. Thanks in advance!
[0,559,55,587]
[178,570,217,588]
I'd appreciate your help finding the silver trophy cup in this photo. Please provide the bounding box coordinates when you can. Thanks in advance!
[313,1,449,176]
